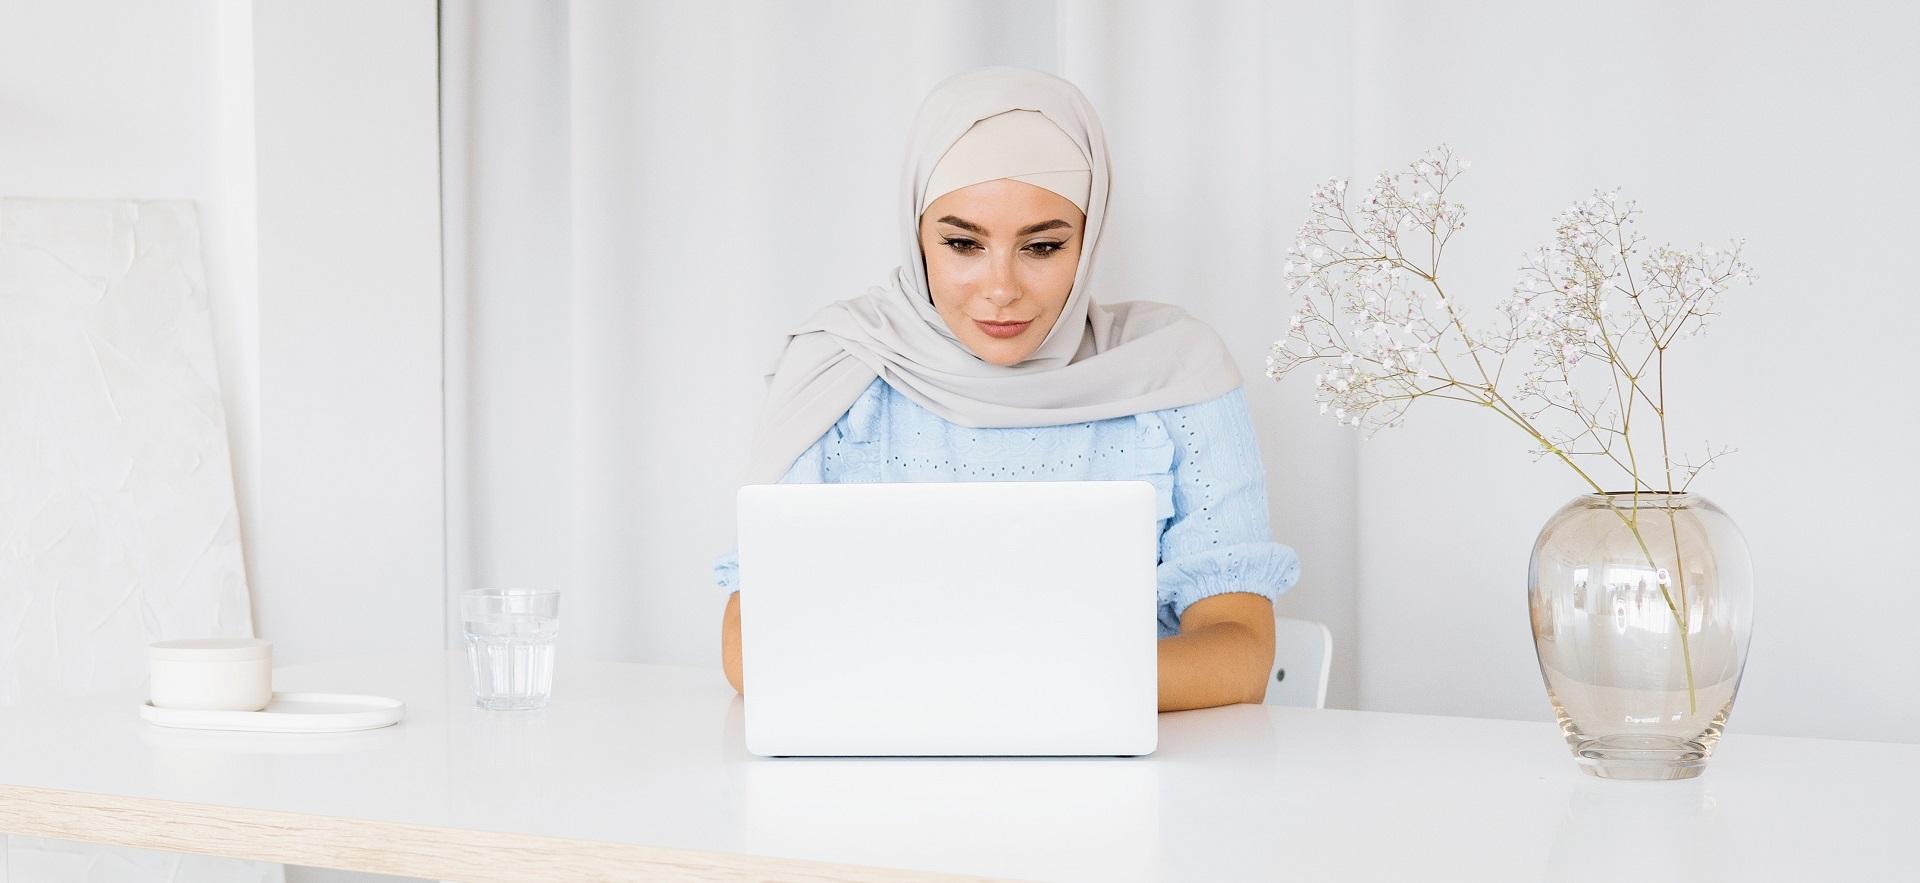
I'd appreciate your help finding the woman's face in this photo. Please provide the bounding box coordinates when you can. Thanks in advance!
[918,179,1085,366]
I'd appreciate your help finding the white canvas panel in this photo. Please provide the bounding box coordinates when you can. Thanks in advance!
[0,199,276,881]
[0,199,256,701]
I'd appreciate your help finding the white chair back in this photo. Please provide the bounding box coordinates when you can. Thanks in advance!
[1264,616,1332,709]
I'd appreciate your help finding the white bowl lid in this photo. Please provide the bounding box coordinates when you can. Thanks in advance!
[150,638,272,661]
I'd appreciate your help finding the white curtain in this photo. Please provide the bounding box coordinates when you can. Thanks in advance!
[439,0,1361,706]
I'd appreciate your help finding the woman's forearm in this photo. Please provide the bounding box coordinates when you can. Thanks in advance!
[722,590,744,693]
[1157,620,1273,712]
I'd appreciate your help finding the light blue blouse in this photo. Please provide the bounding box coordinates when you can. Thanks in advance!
[712,377,1301,637]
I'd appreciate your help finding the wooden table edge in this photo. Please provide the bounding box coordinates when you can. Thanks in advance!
[0,784,1013,883]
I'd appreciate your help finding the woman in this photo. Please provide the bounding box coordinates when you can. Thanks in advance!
[713,66,1300,712]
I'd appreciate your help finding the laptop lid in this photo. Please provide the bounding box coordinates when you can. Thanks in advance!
[737,480,1158,757]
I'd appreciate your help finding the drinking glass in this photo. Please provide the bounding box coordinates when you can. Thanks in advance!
[461,587,560,710]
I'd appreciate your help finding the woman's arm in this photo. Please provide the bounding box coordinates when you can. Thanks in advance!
[715,405,845,696]
[722,590,744,693]
[1157,591,1275,711]
[1150,387,1300,713]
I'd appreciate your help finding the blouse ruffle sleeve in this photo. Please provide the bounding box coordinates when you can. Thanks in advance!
[711,420,835,591]
[1153,387,1302,636]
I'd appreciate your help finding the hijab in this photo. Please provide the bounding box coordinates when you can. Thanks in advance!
[920,105,1092,215]
[743,65,1242,484]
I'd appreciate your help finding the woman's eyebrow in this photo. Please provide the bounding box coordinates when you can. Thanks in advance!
[935,216,1073,237]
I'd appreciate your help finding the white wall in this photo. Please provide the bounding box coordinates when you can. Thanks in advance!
[0,0,444,670]
[251,0,444,665]
[1348,0,1920,742]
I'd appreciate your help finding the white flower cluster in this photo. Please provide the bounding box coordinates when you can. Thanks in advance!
[1268,146,1752,493]
[1266,145,1472,437]
[1494,189,1752,471]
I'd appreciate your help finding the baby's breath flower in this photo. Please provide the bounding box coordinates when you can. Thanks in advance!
[1269,145,1750,497]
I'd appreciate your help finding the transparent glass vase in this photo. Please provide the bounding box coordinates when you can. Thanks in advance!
[1528,491,1754,780]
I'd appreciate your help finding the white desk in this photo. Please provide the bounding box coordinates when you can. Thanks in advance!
[0,652,1911,882]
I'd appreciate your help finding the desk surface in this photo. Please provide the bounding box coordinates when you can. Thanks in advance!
[0,651,1912,882]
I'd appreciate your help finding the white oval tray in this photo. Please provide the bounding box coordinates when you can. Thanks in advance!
[140,692,405,733]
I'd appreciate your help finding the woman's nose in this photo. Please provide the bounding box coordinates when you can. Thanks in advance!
[981,253,1021,307]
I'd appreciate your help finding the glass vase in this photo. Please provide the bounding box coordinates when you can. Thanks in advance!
[1528,491,1754,780]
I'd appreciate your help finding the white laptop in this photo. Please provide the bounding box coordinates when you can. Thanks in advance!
[736,480,1159,757]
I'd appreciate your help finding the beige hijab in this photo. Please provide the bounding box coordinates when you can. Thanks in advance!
[743,65,1242,484]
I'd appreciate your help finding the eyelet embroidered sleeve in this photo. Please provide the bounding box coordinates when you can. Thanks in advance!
[1154,387,1302,636]
[711,427,832,591]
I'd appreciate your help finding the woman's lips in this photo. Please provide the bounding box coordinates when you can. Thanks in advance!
[975,319,1032,339]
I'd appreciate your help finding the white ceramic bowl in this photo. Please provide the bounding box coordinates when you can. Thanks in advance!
[149,638,274,711]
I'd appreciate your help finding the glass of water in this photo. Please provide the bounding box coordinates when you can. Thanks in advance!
[461,587,560,710]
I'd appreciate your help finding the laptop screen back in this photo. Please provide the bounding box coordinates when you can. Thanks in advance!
[737,480,1159,757]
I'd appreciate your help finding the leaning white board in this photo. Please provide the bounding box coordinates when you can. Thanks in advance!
[0,199,258,702]
[0,199,271,883]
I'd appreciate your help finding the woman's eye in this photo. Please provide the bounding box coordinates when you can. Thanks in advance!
[940,238,1064,256]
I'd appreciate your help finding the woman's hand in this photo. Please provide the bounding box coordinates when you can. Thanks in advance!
[1156,592,1276,712]
[722,590,744,694]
